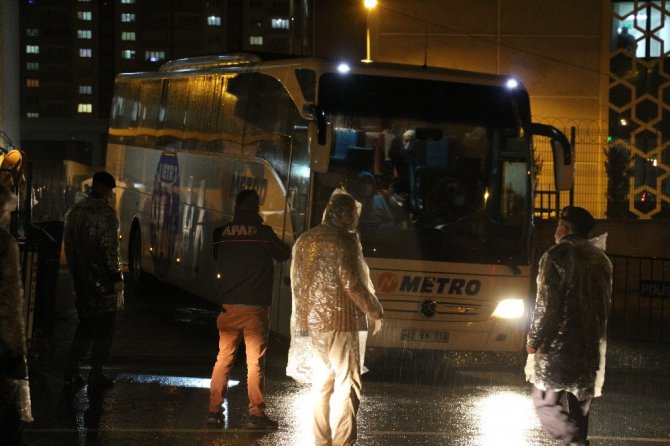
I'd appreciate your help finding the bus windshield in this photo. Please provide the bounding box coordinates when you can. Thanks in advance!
[312,73,531,266]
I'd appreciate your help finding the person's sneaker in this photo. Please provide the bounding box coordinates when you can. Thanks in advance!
[207,411,225,426]
[63,373,86,388]
[245,414,278,430]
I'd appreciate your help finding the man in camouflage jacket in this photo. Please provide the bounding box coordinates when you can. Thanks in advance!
[63,171,123,388]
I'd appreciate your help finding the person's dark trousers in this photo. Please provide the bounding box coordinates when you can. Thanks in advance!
[66,311,117,380]
[0,405,26,446]
[532,386,592,445]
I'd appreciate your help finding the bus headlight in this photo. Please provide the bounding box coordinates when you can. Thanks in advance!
[492,299,524,319]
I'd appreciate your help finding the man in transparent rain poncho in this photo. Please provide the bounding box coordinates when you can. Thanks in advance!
[288,190,383,446]
[526,206,612,446]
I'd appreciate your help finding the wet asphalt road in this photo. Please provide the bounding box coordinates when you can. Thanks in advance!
[23,271,670,446]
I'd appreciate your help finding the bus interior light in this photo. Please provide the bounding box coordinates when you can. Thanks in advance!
[492,298,524,319]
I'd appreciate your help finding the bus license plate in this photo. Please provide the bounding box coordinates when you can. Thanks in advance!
[400,329,450,343]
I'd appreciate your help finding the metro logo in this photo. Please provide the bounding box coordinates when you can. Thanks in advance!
[376,272,482,296]
[377,272,399,293]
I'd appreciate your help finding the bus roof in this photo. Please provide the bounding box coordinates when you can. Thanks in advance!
[116,52,525,91]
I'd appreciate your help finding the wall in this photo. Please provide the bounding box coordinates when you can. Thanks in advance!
[0,1,20,146]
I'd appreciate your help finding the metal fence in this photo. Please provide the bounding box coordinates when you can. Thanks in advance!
[609,254,670,343]
[533,119,608,219]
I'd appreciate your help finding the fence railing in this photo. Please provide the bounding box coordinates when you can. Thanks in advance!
[533,190,560,220]
[609,254,670,343]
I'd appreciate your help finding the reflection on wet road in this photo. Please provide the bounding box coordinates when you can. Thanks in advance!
[24,273,670,445]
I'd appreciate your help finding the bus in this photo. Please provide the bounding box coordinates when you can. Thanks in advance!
[106,53,573,354]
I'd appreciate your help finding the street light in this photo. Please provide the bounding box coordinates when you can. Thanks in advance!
[362,0,377,63]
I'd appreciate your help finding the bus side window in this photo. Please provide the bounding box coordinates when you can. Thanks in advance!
[109,80,140,146]
[136,80,163,149]
[183,76,224,153]
[157,78,188,151]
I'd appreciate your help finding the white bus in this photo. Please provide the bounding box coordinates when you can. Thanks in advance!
[106,53,573,353]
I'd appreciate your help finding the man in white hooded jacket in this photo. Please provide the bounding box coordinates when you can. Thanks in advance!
[291,191,383,446]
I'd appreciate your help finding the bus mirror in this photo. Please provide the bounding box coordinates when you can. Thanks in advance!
[308,121,332,173]
[551,138,574,191]
[530,123,573,191]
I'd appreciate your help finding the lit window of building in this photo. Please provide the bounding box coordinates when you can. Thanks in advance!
[121,0,136,3]
[78,29,92,39]
[78,0,91,2]
[78,103,93,113]
[250,35,263,46]
[79,85,93,95]
[26,112,39,118]
[271,18,290,29]
[121,31,136,41]
[121,13,136,22]
[26,62,39,71]
[145,51,166,62]
[26,45,39,54]
[79,48,92,58]
[26,28,39,37]
[77,11,92,21]
[121,49,136,59]
[26,79,39,88]
[207,16,221,26]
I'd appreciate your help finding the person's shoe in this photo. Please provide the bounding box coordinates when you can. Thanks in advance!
[88,374,115,389]
[63,373,86,388]
[207,411,225,426]
[245,414,279,430]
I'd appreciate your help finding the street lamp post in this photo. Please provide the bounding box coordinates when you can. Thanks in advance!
[362,0,377,63]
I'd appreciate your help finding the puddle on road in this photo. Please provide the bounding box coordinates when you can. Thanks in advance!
[115,373,239,389]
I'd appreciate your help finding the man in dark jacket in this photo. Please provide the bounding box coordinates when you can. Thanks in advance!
[63,171,124,389]
[207,189,290,429]
[526,206,612,446]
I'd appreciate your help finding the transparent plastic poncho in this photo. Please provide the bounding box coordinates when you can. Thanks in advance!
[525,233,612,400]
[286,189,383,383]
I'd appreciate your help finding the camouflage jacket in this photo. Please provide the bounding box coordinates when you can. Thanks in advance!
[64,194,122,319]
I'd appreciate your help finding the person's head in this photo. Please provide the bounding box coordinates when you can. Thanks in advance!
[235,189,260,214]
[445,180,466,207]
[356,172,376,198]
[0,183,18,227]
[91,171,116,199]
[555,206,595,242]
[402,129,416,149]
[323,192,359,231]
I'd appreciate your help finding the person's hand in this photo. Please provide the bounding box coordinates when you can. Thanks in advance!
[526,345,537,354]
[372,318,383,336]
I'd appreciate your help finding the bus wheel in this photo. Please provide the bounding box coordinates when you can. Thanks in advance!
[128,227,145,294]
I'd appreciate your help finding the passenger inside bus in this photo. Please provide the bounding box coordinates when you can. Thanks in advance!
[351,171,395,231]
[423,177,469,228]
[388,129,416,190]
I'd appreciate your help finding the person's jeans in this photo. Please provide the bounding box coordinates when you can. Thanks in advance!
[67,311,117,378]
[209,305,269,417]
[311,331,362,446]
[532,386,592,445]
